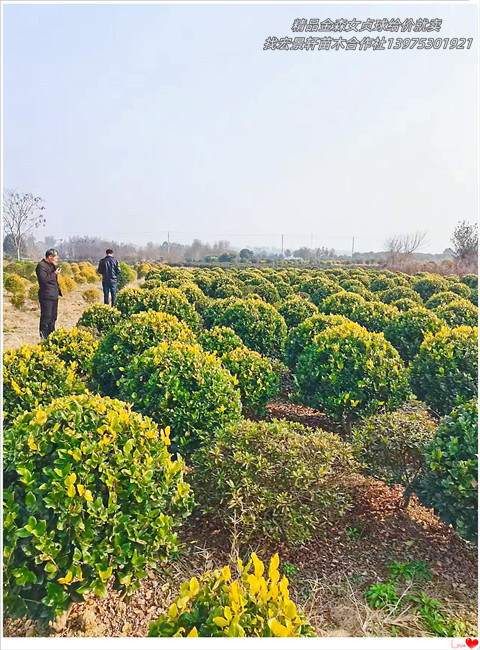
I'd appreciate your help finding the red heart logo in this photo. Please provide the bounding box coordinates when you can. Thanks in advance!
[466,640,478,649]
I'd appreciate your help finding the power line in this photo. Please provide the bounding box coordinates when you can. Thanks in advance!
[44,228,385,242]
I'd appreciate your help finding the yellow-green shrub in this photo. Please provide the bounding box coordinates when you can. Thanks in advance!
[384,307,445,364]
[3,345,86,426]
[3,394,193,620]
[148,553,313,637]
[10,291,27,310]
[63,276,76,291]
[82,288,101,304]
[116,287,145,315]
[221,347,279,416]
[295,322,409,426]
[277,296,319,330]
[133,287,199,330]
[92,310,196,396]
[76,304,122,335]
[410,326,478,415]
[42,327,99,376]
[198,326,244,356]
[28,285,39,301]
[285,313,352,370]
[204,297,287,358]
[435,299,478,328]
[4,273,28,293]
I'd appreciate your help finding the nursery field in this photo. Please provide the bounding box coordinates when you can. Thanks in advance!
[2,262,478,638]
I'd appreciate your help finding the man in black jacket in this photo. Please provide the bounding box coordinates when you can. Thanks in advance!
[36,249,62,340]
[97,249,120,306]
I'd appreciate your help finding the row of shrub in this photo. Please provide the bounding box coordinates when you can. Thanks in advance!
[2,263,478,632]
[3,260,138,310]
[4,375,477,626]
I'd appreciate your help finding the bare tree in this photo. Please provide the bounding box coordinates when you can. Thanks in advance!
[3,190,46,260]
[384,230,428,267]
[451,220,478,259]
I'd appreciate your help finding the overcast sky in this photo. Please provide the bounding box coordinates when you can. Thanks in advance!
[3,3,478,253]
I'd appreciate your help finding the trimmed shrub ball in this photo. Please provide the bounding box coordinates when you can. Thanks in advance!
[118,342,242,451]
[409,326,478,416]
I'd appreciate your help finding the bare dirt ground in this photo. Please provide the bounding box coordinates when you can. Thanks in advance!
[2,286,98,350]
[2,280,141,350]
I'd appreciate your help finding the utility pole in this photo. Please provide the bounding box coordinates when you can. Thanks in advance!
[310,232,313,249]
[167,231,170,259]
[351,236,355,258]
[281,234,284,256]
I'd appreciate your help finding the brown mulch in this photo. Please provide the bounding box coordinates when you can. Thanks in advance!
[265,401,344,436]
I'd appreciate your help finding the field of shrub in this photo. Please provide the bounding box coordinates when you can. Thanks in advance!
[3,263,478,638]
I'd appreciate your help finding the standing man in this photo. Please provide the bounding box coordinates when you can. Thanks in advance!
[36,248,62,340]
[97,249,120,306]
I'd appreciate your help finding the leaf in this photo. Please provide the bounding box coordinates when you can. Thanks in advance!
[213,617,228,628]
[99,566,113,581]
[186,627,198,637]
[189,576,200,596]
[268,618,289,637]
[58,571,73,585]
[221,566,231,582]
[251,553,264,579]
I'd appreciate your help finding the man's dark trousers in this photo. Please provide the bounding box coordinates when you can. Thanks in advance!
[39,297,58,340]
[103,281,118,306]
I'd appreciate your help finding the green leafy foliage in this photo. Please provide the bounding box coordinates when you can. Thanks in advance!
[365,583,399,608]
[148,553,313,637]
[448,282,472,299]
[91,310,196,396]
[118,342,242,451]
[319,292,399,332]
[82,288,101,304]
[221,347,279,416]
[434,299,478,328]
[3,394,193,620]
[413,275,447,301]
[117,262,137,290]
[351,402,437,490]
[285,313,349,370]
[204,297,287,359]
[295,322,409,425]
[76,304,122,335]
[191,419,354,544]
[378,287,422,305]
[388,560,433,583]
[198,326,244,356]
[3,345,86,426]
[277,296,319,330]
[4,273,29,294]
[461,274,478,290]
[418,400,478,541]
[384,307,445,364]
[115,287,146,315]
[424,291,461,310]
[133,286,200,330]
[409,326,478,415]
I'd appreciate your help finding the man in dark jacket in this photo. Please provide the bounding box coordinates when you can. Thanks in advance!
[97,249,120,306]
[36,249,62,340]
